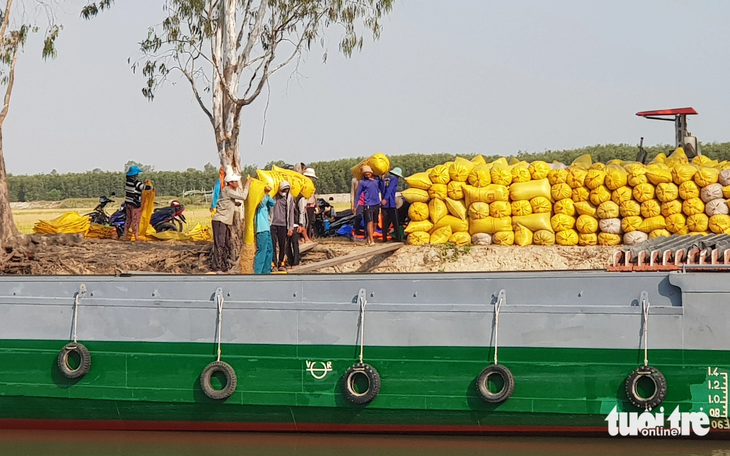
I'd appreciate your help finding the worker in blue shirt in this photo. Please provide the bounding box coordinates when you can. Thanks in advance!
[380,167,403,242]
[354,165,381,246]
[253,185,276,274]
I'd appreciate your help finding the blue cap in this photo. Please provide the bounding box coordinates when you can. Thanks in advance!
[126,165,143,176]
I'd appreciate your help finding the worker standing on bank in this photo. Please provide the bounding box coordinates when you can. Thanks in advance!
[271,181,295,271]
[211,169,249,273]
[123,165,152,241]
[253,185,275,274]
[355,165,381,246]
[380,167,403,242]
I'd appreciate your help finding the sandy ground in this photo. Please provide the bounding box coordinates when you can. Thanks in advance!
[1,235,620,275]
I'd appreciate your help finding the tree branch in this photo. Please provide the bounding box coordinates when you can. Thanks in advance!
[182,68,214,127]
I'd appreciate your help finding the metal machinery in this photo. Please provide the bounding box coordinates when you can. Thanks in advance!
[636,107,701,158]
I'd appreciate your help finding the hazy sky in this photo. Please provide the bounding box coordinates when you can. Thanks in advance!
[6,0,730,175]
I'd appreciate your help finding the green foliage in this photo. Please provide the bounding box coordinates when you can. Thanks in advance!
[10,142,730,201]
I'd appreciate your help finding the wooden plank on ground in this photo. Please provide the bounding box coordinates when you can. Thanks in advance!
[300,242,318,255]
[291,242,404,274]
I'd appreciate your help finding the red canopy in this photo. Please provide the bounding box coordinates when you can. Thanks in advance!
[636,107,698,117]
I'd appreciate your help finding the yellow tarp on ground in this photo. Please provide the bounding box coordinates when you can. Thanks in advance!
[136,187,156,241]
[34,212,90,235]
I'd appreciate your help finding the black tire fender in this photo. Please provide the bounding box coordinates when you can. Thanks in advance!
[476,364,514,403]
[342,363,381,404]
[57,343,91,379]
[625,365,667,410]
[154,222,178,233]
[200,361,237,400]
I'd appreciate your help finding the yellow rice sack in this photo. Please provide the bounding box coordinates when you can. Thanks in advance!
[463,184,510,207]
[575,201,598,217]
[429,164,451,184]
[444,198,467,221]
[447,181,466,200]
[605,164,629,190]
[687,214,709,232]
[585,169,606,190]
[622,216,643,233]
[651,153,667,164]
[578,233,598,246]
[589,185,612,206]
[596,201,620,219]
[640,199,662,218]
[676,226,690,236]
[432,215,469,234]
[511,163,532,183]
[695,167,720,187]
[530,196,552,214]
[514,224,533,246]
[576,215,599,234]
[428,183,448,200]
[405,172,432,190]
[256,169,284,194]
[490,200,512,218]
[554,198,576,216]
[272,166,311,198]
[633,183,655,203]
[509,179,551,201]
[572,187,590,203]
[551,214,575,231]
[666,147,689,167]
[469,216,513,235]
[649,229,671,239]
[533,230,556,245]
[490,166,513,186]
[611,186,633,205]
[665,213,686,233]
[493,231,515,246]
[656,183,679,202]
[449,157,475,182]
[693,155,714,166]
[661,200,683,217]
[430,225,453,245]
[672,164,697,185]
[529,161,551,180]
[429,199,448,224]
[683,198,705,216]
[548,168,568,185]
[467,165,491,187]
[619,200,641,217]
[679,181,700,200]
[511,200,533,217]
[590,162,607,171]
[491,157,509,168]
[723,185,730,199]
[598,232,622,246]
[408,231,430,246]
[408,202,429,222]
[639,216,666,233]
[512,213,552,232]
[471,155,486,166]
[351,153,390,179]
[572,154,592,169]
[551,183,572,201]
[709,214,730,234]
[646,164,672,185]
[567,167,588,189]
[468,202,490,220]
[405,220,434,234]
[689,231,709,236]
[449,231,471,246]
[556,229,579,246]
[402,188,430,203]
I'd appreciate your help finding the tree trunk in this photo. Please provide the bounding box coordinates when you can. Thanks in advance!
[0,130,19,248]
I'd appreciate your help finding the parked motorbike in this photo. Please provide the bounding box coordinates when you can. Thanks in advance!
[110,200,187,238]
[84,193,116,225]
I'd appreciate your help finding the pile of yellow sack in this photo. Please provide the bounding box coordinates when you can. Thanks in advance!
[186,223,212,241]
[33,212,90,235]
[85,223,117,239]
[402,148,730,247]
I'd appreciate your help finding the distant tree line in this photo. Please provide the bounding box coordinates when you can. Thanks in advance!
[8,143,730,201]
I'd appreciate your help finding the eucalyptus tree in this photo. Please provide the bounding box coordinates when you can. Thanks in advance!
[84,0,394,173]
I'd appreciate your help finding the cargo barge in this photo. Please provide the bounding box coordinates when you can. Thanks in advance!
[0,271,728,436]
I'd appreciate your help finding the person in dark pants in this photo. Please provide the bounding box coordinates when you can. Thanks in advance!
[351,176,365,238]
[355,165,381,246]
[287,194,307,268]
[379,166,403,242]
[211,170,249,273]
[270,181,295,271]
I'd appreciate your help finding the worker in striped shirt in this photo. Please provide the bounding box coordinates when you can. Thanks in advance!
[123,165,153,240]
